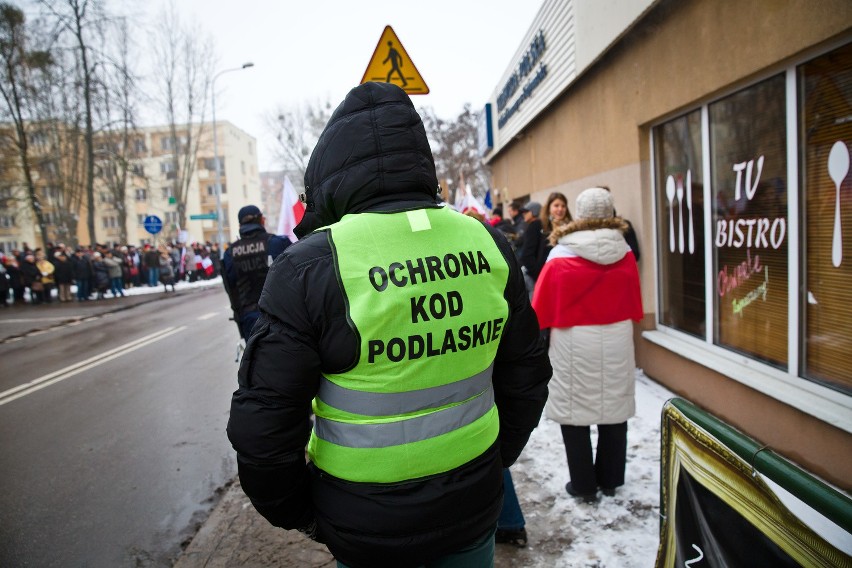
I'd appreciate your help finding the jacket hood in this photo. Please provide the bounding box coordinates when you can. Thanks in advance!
[553,218,630,265]
[296,82,438,237]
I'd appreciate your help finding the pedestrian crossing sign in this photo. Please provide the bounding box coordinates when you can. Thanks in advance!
[361,25,429,95]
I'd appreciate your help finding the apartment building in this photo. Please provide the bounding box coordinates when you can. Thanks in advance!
[0,120,261,252]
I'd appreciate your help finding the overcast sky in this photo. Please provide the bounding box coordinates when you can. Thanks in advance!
[144,0,543,171]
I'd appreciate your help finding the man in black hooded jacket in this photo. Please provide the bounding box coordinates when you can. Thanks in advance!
[227,82,551,568]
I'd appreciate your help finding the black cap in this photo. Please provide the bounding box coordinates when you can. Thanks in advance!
[238,205,262,224]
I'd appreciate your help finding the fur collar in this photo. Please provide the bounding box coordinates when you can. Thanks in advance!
[549,217,628,246]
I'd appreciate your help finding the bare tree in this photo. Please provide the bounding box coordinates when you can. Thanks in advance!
[34,43,87,249]
[39,0,105,247]
[0,3,54,247]
[149,0,214,235]
[93,16,141,245]
[266,97,333,185]
[419,104,491,204]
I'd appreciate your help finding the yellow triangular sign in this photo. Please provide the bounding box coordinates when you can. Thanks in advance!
[361,25,429,95]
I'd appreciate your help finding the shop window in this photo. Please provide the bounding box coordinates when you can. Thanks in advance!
[654,110,705,338]
[799,42,852,392]
[709,74,788,369]
[654,44,852,398]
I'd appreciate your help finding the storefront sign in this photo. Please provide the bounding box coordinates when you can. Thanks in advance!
[496,30,548,129]
[715,156,787,251]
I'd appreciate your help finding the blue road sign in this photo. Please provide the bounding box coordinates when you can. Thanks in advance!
[143,215,163,235]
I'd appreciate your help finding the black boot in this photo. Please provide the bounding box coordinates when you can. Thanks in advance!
[495,527,527,548]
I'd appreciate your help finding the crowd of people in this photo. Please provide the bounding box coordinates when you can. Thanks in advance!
[0,240,223,306]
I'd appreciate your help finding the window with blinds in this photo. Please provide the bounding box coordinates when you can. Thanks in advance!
[653,43,852,394]
[800,42,852,393]
[709,75,788,369]
[655,110,705,339]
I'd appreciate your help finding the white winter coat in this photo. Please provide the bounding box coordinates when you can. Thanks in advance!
[542,227,637,426]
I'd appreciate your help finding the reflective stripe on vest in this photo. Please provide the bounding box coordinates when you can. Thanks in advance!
[308,206,509,483]
[318,363,493,417]
[314,382,494,448]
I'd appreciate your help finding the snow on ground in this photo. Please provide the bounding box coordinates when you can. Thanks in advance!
[505,370,675,567]
[121,276,223,295]
[61,276,224,300]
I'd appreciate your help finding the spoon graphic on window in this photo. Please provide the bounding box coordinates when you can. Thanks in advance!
[829,141,849,268]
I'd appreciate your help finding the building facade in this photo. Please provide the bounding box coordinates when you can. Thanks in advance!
[0,120,261,252]
[482,0,851,488]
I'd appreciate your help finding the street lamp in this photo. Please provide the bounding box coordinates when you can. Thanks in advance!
[212,62,254,257]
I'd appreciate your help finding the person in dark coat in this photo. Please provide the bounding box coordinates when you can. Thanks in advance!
[5,256,24,303]
[142,245,161,287]
[52,251,74,302]
[91,252,110,300]
[506,202,527,253]
[0,255,10,307]
[71,249,93,301]
[227,82,551,568]
[599,185,641,262]
[221,205,290,339]
[19,254,41,304]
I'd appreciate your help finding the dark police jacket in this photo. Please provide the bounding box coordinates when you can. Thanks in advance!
[222,225,289,316]
[227,82,551,568]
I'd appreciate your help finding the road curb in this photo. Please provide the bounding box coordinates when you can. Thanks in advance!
[1,282,221,344]
[174,478,334,568]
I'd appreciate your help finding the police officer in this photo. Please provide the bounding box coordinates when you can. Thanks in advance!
[227,83,551,568]
[222,205,290,339]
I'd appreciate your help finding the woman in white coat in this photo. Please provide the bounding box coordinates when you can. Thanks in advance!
[531,187,643,503]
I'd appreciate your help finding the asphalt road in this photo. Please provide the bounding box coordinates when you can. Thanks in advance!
[0,287,241,567]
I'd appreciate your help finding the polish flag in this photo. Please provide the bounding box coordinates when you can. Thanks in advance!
[276,176,305,242]
[457,184,489,217]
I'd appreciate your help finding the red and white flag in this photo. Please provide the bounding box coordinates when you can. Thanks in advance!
[276,176,305,242]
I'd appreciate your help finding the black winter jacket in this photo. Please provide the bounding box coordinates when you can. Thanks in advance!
[71,254,93,280]
[227,82,551,568]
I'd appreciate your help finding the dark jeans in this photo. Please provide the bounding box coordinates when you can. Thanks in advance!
[110,277,124,296]
[147,267,160,287]
[560,422,628,495]
[239,311,261,340]
[76,278,90,300]
[497,468,525,531]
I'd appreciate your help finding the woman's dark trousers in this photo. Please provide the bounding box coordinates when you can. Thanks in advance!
[560,422,627,495]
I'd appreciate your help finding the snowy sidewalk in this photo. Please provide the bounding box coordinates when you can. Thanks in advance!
[175,370,673,567]
[503,370,672,567]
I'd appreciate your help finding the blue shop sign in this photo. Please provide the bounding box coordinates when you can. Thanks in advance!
[478,103,494,156]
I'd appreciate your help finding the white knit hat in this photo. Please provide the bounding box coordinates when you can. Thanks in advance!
[575,187,614,220]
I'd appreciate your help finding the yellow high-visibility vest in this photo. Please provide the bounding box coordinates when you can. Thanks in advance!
[309,206,510,483]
